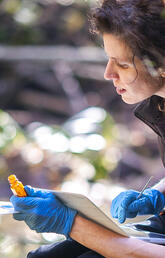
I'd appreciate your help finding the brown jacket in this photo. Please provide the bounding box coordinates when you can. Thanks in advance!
[134,95,165,167]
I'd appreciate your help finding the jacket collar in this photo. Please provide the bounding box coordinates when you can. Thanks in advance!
[134,95,165,138]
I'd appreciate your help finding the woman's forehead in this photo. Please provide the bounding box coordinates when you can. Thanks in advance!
[103,33,133,62]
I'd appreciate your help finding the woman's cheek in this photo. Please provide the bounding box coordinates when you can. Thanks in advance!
[120,71,137,85]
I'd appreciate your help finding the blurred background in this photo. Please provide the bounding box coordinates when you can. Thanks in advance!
[0,0,164,257]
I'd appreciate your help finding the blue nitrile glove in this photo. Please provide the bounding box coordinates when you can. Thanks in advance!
[111,188,165,224]
[10,186,77,238]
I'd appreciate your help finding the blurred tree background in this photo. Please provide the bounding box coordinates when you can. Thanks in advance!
[0,0,164,257]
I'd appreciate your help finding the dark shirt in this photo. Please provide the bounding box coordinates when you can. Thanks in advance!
[134,95,165,167]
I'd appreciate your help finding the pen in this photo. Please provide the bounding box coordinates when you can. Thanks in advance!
[137,176,154,199]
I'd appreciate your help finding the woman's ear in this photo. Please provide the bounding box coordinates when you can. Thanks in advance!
[158,68,165,78]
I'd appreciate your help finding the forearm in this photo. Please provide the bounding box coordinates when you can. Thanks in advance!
[70,214,165,258]
[152,177,165,195]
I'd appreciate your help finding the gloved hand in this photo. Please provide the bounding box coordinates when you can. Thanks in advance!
[110,188,165,224]
[10,186,77,238]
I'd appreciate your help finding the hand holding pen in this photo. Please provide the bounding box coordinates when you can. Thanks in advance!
[111,176,165,223]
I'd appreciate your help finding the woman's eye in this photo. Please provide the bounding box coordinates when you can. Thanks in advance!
[118,63,129,69]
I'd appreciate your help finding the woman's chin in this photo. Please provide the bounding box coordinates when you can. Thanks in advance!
[121,95,143,105]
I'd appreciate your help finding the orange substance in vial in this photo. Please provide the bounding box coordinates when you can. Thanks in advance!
[8,174,27,197]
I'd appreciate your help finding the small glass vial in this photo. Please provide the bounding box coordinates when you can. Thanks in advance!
[8,174,27,197]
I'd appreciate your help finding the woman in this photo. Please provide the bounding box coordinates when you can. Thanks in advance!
[11,0,165,257]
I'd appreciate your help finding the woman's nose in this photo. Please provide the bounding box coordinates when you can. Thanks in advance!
[104,60,119,80]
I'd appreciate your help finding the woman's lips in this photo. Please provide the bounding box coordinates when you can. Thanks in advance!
[116,88,126,95]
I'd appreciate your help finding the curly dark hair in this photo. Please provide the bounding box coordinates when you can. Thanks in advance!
[90,0,165,70]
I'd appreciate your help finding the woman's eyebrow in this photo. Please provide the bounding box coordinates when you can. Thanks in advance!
[107,55,132,64]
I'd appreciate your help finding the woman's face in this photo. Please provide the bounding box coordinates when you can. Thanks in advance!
[103,33,165,104]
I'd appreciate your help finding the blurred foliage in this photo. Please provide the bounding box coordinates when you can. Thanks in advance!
[0,110,25,153]
[0,107,116,194]
[28,106,118,181]
[0,0,98,46]
[0,110,26,178]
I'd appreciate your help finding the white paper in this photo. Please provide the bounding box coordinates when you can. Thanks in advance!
[0,201,16,214]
